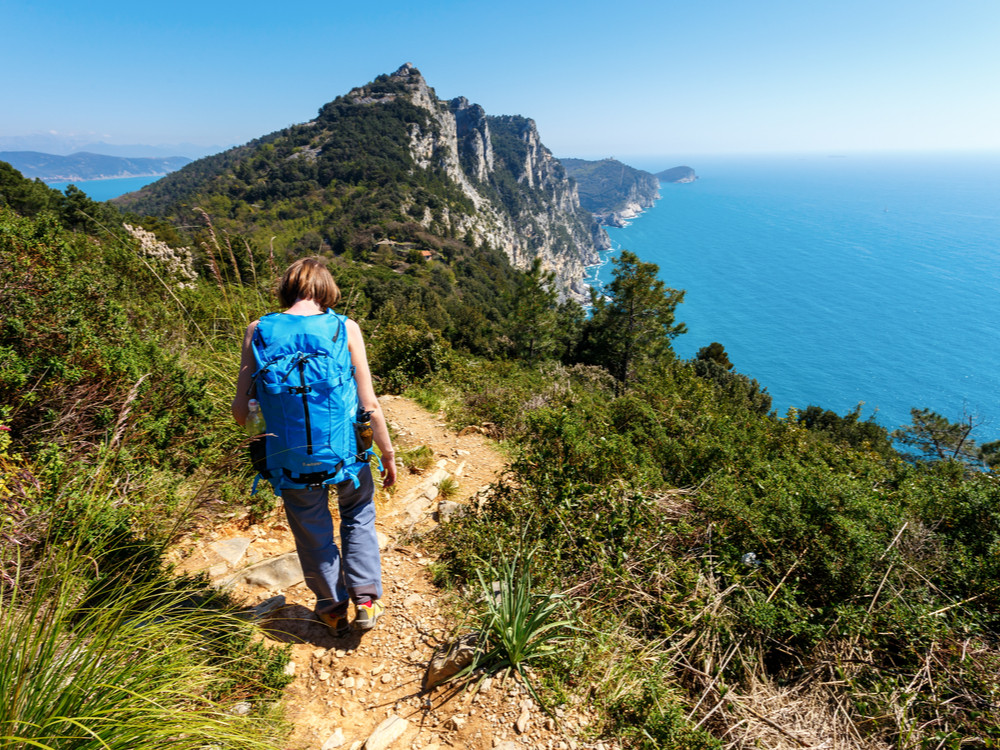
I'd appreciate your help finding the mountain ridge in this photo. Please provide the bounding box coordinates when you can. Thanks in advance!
[116,63,606,300]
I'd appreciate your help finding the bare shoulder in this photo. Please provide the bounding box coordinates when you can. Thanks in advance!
[242,319,260,346]
[345,318,364,340]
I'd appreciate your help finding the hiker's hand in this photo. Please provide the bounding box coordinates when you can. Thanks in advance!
[381,453,397,488]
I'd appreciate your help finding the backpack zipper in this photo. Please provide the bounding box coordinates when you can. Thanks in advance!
[298,358,313,455]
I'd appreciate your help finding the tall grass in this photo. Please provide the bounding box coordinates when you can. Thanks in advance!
[0,188,301,748]
[0,546,288,749]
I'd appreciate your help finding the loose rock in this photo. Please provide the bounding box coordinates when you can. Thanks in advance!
[321,727,346,750]
[436,500,462,524]
[403,593,422,608]
[515,709,530,734]
[363,714,409,750]
[227,552,304,589]
[209,537,251,565]
[248,594,286,620]
[424,633,478,688]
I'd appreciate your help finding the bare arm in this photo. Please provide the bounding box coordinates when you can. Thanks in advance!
[346,319,397,488]
[231,320,259,427]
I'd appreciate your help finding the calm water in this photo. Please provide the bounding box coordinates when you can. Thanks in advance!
[45,174,161,201]
[598,152,1000,441]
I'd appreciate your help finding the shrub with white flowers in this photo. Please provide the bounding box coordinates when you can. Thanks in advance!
[124,224,198,289]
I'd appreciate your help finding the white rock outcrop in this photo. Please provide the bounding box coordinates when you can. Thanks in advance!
[346,63,606,301]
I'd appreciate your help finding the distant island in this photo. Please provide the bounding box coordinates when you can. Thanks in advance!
[560,157,661,227]
[656,165,697,183]
[0,151,191,182]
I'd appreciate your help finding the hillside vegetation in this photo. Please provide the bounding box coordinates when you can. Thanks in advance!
[4,86,1000,749]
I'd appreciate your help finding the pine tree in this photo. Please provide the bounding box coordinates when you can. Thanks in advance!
[507,258,559,361]
[578,250,686,393]
[893,408,988,468]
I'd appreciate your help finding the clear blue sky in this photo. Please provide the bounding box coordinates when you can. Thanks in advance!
[2,0,999,160]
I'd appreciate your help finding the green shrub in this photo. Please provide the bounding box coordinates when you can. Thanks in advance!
[452,548,573,704]
[366,321,453,393]
[607,668,721,750]
[399,444,434,473]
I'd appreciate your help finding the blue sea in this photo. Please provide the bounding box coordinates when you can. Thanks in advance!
[44,174,161,201]
[597,152,1000,442]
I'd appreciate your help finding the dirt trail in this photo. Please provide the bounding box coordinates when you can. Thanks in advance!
[168,396,598,750]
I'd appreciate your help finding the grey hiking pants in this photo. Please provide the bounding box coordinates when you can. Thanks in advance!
[281,464,382,616]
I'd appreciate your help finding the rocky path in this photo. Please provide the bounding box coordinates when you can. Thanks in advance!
[168,396,600,750]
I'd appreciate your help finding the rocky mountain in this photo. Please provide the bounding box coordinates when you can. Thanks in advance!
[560,157,660,227]
[657,165,697,183]
[0,151,191,181]
[117,64,606,300]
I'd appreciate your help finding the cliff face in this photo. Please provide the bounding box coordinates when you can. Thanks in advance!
[361,64,604,299]
[560,158,660,228]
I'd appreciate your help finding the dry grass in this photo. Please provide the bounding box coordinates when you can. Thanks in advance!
[713,676,891,750]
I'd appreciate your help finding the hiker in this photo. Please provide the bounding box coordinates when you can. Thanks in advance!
[232,257,397,636]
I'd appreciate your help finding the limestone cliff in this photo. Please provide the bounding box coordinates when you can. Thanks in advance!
[355,64,604,299]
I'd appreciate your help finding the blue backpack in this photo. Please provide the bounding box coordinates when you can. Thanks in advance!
[248,310,374,495]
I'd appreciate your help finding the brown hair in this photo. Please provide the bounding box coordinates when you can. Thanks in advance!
[277,256,341,309]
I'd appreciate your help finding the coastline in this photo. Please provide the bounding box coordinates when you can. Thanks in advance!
[595,193,660,228]
[42,172,169,184]
[582,241,620,298]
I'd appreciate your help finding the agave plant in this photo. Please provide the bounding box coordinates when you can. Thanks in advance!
[465,548,575,703]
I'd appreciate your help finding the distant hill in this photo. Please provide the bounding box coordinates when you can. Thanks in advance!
[116,64,606,300]
[560,158,660,227]
[657,165,697,183]
[0,134,224,159]
[0,151,191,182]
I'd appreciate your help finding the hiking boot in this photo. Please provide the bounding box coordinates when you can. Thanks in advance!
[354,599,384,631]
[317,609,350,638]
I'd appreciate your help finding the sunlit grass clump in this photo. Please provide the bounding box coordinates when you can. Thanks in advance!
[0,552,289,750]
